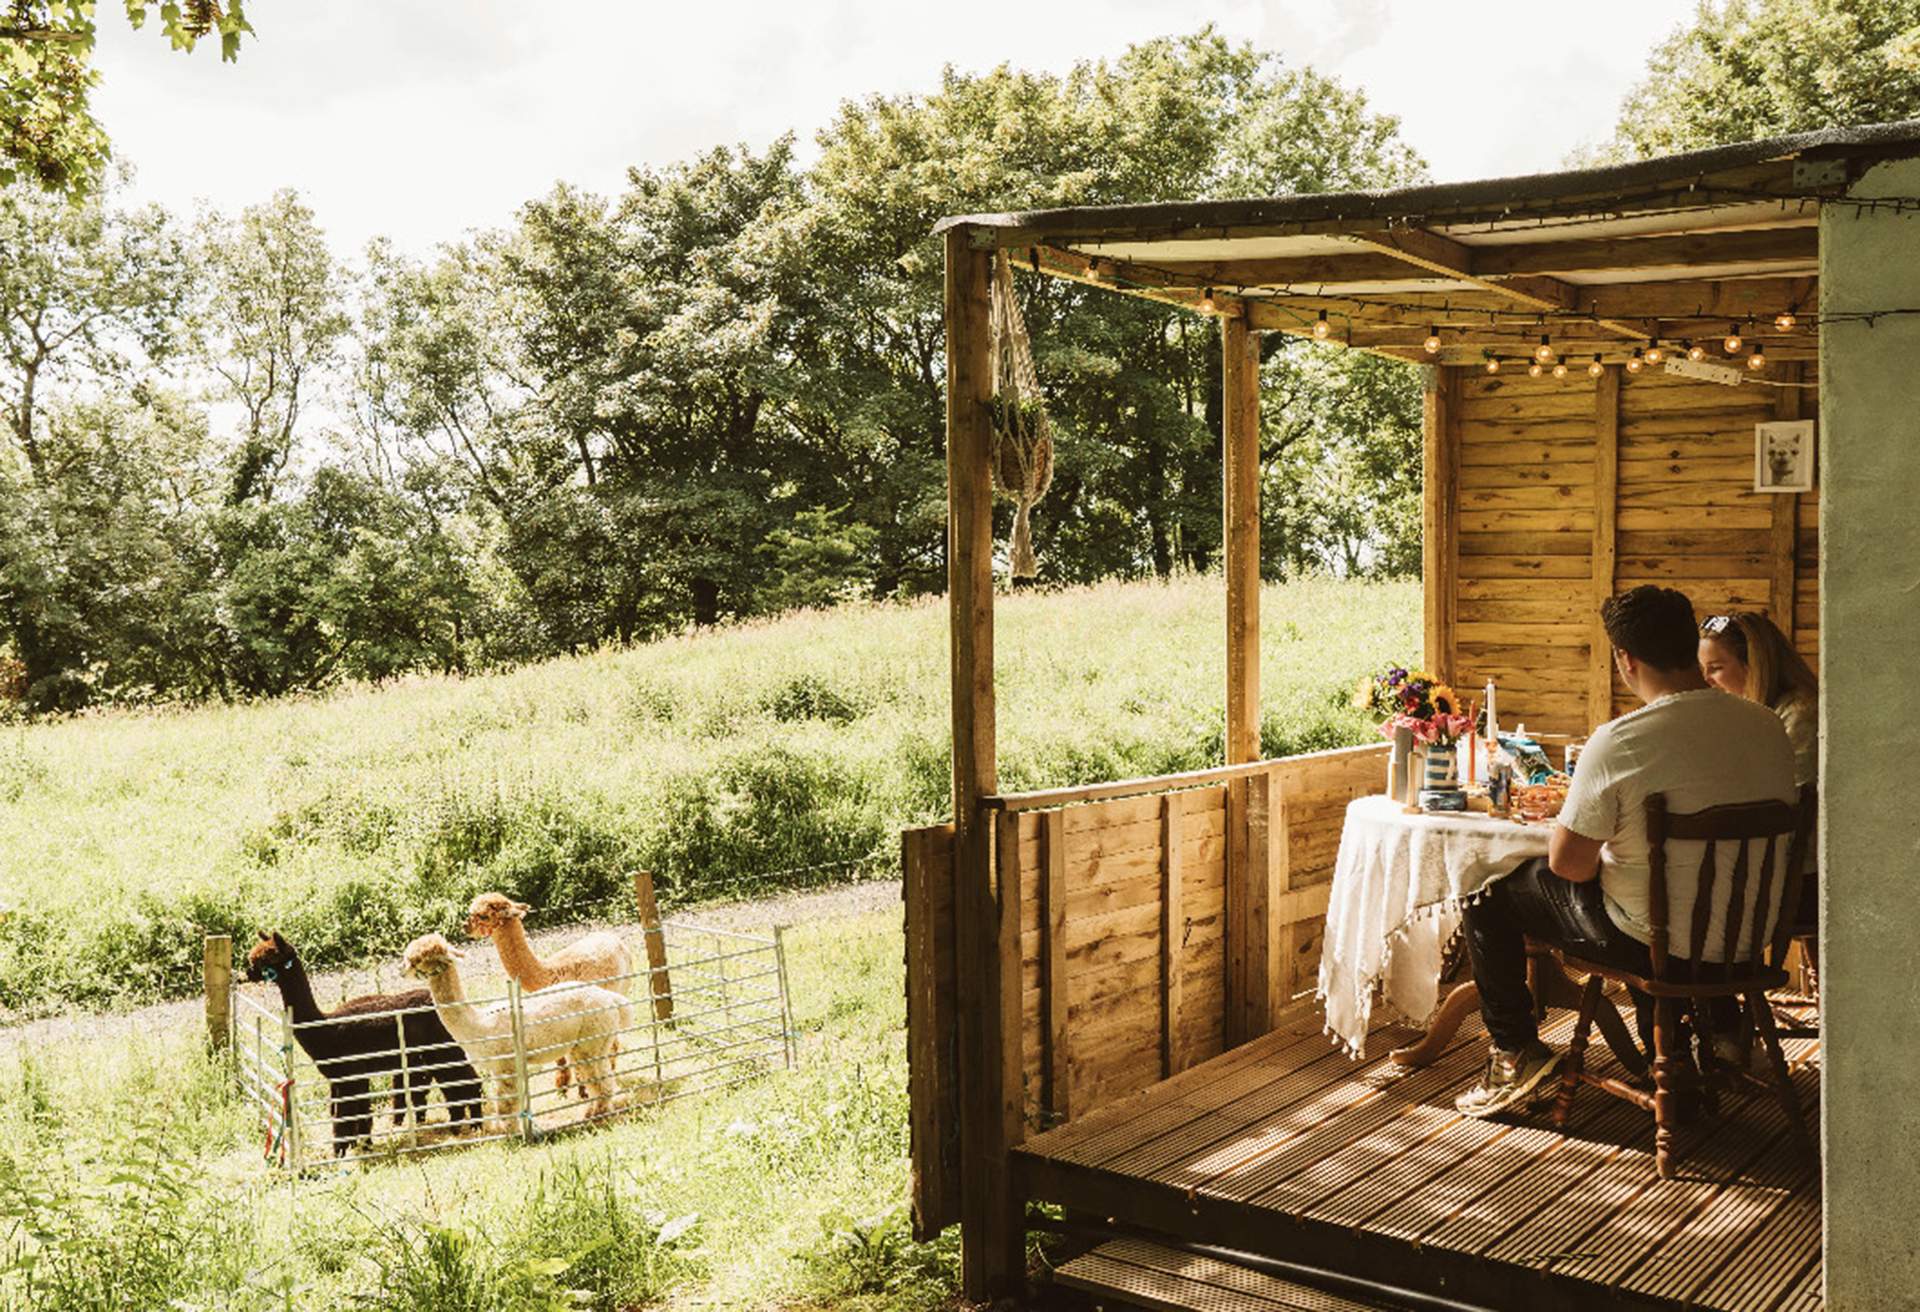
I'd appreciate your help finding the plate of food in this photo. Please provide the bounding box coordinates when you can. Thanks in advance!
[1512,776,1571,825]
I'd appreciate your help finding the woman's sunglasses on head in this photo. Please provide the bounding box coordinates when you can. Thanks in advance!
[1700,615,1733,636]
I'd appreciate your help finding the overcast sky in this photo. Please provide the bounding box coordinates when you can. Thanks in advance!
[92,2,1691,258]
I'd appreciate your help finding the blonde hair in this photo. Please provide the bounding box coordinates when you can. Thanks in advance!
[1719,612,1818,710]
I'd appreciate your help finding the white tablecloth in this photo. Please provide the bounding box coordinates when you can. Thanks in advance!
[1317,795,1550,1057]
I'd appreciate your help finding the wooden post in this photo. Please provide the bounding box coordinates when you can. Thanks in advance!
[946,226,1018,1302]
[1160,793,1185,1077]
[1589,365,1621,730]
[1040,810,1069,1121]
[203,934,232,1051]
[1222,312,1261,766]
[1769,363,1803,639]
[632,870,673,1022]
[1422,366,1459,684]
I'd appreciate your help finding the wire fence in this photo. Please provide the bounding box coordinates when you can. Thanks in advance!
[230,919,794,1171]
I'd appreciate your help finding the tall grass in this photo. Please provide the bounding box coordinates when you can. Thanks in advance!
[0,574,1417,1013]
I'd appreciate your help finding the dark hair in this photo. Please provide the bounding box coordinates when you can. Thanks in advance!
[1601,586,1699,672]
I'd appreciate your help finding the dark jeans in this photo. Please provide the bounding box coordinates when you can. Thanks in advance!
[1461,857,1652,1052]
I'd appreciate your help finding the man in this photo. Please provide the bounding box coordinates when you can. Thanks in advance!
[1453,585,1796,1118]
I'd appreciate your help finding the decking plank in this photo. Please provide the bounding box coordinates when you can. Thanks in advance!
[1066,1239,1386,1312]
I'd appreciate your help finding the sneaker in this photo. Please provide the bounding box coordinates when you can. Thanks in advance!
[1455,1042,1563,1119]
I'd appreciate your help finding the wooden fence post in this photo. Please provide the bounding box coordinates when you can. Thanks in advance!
[203,934,232,1051]
[633,870,674,1022]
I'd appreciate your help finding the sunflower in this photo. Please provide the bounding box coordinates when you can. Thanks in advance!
[1430,683,1461,717]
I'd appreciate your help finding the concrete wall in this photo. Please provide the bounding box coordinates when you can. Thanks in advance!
[1820,154,1920,1310]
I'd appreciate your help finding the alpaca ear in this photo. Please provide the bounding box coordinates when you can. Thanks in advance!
[258,929,272,942]
[510,901,530,918]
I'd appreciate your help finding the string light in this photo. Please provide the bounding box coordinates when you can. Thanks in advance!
[1687,340,1707,362]
[1626,348,1644,374]
[1528,360,1545,378]
[1424,326,1442,355]
[1774,309,1797,332]
[1587,354,1604,378]
[1644,344,1665,365]
[1551,360,1569,379]
[1534,334,1555,363]
[1484,356,1501,374]
[1724,323,1744,353]
[1199,288,1216,315]
[1312,310,1331,340]
[1748,344,1768,371]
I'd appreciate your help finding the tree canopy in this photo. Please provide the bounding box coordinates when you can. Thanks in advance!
[1607,0,1920,157]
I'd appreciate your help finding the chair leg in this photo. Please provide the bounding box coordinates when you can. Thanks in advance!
[1527,952,1548,1024]
[1748,991,1812,1156]
[1652,998,1679,1179]
[1553,974,1602,1129]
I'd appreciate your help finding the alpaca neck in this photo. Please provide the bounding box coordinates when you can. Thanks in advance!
[272,957,326,1025]
[422,963,480,1032]
[492,918,555,989]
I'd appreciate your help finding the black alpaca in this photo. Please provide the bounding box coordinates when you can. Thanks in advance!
[244,930,484,1156]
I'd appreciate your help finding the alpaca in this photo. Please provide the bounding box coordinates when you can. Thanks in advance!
[402,933,630,1126]
[244,931,484,1157]
[465,892,636,1098]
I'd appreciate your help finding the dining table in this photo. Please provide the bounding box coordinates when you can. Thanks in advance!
[1317,794,1645,1074]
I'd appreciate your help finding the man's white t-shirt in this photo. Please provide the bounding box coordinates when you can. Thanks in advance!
[1558,688,1797,960]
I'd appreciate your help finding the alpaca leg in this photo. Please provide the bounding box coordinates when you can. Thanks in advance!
[334,1077,371,1156]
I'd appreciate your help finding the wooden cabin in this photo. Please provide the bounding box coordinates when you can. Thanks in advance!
[904,121,1920,1311]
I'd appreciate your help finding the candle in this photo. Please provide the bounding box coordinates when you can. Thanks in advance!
[1466,700,1478,782]
[1484,678,1498,745]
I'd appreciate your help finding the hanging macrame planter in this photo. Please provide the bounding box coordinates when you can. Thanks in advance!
[988,250,1054,579]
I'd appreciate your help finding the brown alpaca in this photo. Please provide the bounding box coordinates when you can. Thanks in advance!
[465,893,634,1096]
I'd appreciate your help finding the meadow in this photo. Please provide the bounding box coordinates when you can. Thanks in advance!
[0,575,1417,1017]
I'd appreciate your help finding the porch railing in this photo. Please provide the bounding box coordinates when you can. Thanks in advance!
[903,739,1388,1239]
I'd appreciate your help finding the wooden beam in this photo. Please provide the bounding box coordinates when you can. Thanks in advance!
[1422,367,1460,683]
[1577,275,1816,321]
[1769,363,1804,638]
[944,227,1020,1302]
[1223,312,1261,766]
[1474,224,1818,278]
[1040,810,1069,1121]
[1590,366,1621,732]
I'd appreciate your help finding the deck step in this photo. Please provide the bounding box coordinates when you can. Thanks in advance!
[1054,1238,1392,1312]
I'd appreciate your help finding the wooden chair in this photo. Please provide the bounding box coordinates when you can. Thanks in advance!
[1548,786,1816,1178]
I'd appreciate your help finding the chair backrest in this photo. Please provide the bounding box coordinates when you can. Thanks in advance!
[1644,784,1815,979]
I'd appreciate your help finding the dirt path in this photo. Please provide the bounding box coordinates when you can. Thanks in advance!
[0,878,901,1056]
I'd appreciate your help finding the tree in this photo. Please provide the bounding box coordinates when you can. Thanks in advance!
[1607,0,1920,158]
[1,1,252,195]
[196,189,348,505]
[0,178,190,483]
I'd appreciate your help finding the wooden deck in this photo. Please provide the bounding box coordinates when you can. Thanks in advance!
[1016,1003,1821,1312]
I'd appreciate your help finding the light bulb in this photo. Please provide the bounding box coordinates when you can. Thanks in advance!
[1687,341,1707,362]
[1626,349,1644,374]
[1588,355,1604,378]
[1484,357,1501,374]
[1528,361,1544,378]
[1644,344,1665,365]
[1774,310,1797,332]
[1199,288,1216,315]
[1724,323,1744,354]
[1748,346,1767,371]
[1312,311,1331,340]
[1534,334,1555,363]
[1552,361,1569,379]
[1424,326,1442,355]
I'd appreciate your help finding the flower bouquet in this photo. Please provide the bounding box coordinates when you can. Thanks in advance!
[1355,666,1475,807]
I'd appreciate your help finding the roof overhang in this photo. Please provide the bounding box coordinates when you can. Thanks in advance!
[935,120,1920,366]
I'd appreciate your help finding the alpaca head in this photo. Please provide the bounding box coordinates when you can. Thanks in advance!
[463,892,530,939]
[245,930,298,983]
[403,932,465,980]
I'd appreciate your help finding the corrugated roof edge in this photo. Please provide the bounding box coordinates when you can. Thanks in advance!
[930,117,1920,238]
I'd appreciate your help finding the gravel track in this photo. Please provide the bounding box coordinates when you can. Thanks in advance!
[0,878,902,1056]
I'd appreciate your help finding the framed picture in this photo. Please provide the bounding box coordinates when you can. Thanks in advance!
[1754,419,1815,493]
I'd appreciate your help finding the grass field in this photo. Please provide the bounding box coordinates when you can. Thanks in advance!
[0,910,962,1312]
[0,574,1417,1016]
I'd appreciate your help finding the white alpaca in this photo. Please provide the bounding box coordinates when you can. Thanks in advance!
[402,933,629,1127]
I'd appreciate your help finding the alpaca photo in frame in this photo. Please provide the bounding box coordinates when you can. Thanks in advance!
[1755,419,1815,493]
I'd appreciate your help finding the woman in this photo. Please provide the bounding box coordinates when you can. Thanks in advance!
[1698,612,1818,787]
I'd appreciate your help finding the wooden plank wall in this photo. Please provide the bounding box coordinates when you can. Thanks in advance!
[1448,365,1820,736]
[903,743,1388,1236]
